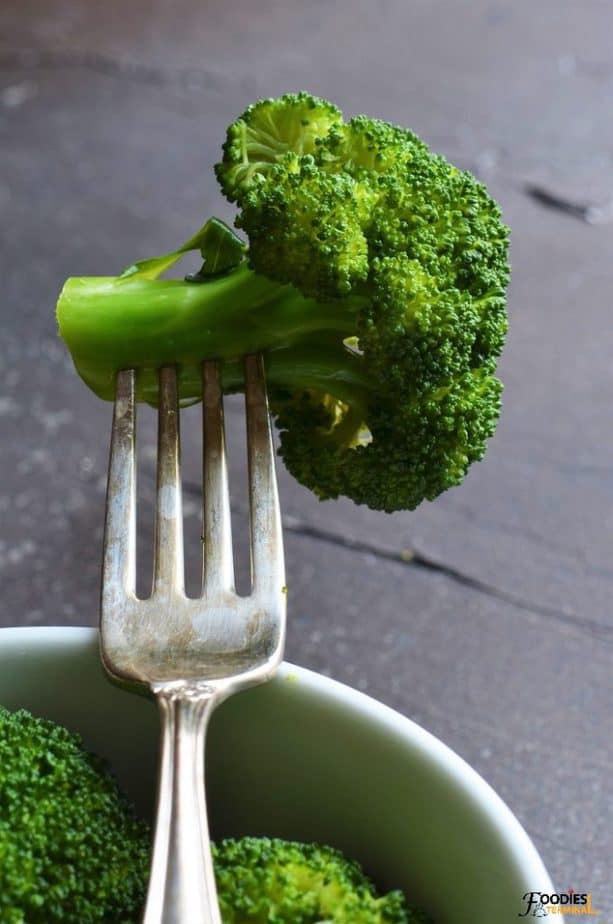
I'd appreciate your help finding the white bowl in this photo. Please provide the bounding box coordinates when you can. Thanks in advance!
[0,626,554,923]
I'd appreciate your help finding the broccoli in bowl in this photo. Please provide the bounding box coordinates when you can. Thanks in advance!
[0,705,150,923]
[0,706,431,922]
[57,92,509,514]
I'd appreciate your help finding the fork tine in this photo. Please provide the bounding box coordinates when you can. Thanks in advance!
[244,354,285,597]
[202,360,234,593]
[102,369,136,604]
[152,366,184,597]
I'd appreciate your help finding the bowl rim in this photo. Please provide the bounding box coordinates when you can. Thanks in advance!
[0,624,554,892]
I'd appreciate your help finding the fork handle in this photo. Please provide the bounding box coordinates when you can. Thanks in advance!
[143,683,222,924]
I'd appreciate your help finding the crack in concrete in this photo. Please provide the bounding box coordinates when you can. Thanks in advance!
[524,183,613,224]
[553,460,613,478]
[177,475,612,642]
[277,513,613,641]
[0,47,227,94]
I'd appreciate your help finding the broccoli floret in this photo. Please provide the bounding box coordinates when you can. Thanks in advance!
[214,836,431,923]
[57,92,509,512]
[0,706,150,924]
[217,92,344,203]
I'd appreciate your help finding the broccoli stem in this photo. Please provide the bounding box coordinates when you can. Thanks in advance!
[57,265,370,405]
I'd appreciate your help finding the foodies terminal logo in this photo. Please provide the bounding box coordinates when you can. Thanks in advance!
[519,890,601,916]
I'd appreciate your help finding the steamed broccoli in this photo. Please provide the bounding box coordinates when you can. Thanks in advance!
[213,837,431,923]
[57,92,509,512]
[0,706,150,924]
[0,706,431,921]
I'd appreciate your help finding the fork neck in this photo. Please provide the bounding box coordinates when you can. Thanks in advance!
[143,681,222,924]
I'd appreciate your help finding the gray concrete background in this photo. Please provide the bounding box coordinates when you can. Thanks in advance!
[1,0,611,914]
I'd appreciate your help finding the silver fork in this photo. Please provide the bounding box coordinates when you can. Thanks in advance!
[100,355,286,924]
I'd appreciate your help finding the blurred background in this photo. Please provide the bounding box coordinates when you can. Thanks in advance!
[1,0,611,911]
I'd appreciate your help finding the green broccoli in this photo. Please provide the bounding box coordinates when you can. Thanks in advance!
[214,836,431,923]
[0,707,432,922]
[0,706,150,924]
[57,92,509,512]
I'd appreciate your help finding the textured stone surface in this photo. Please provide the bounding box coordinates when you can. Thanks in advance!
[1,0,612,913]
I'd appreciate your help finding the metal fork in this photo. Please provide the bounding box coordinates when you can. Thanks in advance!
[100,355,286,924]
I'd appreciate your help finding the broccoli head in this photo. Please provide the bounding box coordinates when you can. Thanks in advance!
[57,92,509,512]
[0,706,150,924]
[214,836,431,923]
